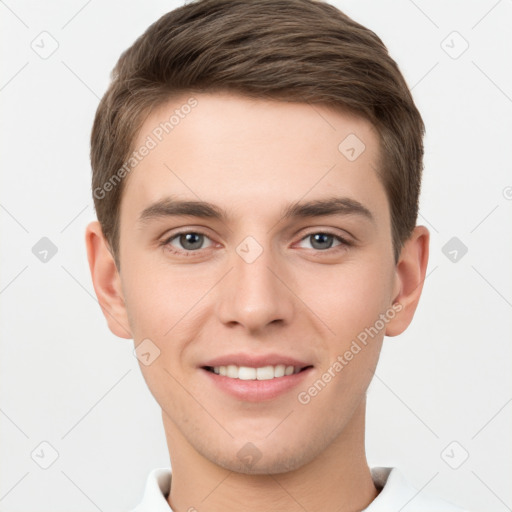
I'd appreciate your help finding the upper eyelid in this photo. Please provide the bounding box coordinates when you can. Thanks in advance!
[295,232,351,248]
[163,227,214,241]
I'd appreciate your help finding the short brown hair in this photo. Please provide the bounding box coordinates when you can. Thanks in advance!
[90,0,424,266]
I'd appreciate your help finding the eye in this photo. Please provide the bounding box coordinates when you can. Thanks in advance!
[297,232,349,251]
[164,231,214,253]
[160,230,350,256]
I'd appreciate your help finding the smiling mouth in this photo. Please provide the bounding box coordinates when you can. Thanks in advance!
[202,364,313,380]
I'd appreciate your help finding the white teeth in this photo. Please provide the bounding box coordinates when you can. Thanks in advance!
[274,364,285,378]
[210,364,303,380]
[256,366,274,380]
[226,364,238,378]
[238,367,256,380]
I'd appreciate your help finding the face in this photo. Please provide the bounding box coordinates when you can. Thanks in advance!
[115,92,401,474]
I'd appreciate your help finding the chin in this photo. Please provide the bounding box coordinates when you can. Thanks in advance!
[202,439,318,475]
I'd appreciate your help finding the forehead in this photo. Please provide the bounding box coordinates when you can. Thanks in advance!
[120,91,388,225]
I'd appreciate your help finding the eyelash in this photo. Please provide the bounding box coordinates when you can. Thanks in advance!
[160,229,352,257]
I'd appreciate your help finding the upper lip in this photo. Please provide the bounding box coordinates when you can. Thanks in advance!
[201,353,312,369]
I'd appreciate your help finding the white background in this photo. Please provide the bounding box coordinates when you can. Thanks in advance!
[1,1,511,511]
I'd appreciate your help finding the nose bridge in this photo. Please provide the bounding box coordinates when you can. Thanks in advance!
[217,235,294,331]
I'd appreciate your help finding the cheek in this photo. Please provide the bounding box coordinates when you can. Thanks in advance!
[120,264,199,402]
[299,264,392,418]
[120,248,208,336]
[319,259,394,340]
[121,263,180,340]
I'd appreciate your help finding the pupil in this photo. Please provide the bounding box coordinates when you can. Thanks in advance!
[311,233,333,250]
[180,233,203,250]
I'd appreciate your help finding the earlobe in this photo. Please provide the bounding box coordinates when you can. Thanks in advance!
[385,226,430,337]
[85,221,132,339]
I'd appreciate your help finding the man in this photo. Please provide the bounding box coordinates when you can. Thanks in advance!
[85,0,469,510]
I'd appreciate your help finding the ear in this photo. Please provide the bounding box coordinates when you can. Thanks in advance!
[85,221,132,339]
[385,225,430,337]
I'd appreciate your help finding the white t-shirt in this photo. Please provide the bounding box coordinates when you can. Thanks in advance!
[130,467,469,511]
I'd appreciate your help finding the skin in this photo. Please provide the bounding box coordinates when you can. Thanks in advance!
[86,91,429,512]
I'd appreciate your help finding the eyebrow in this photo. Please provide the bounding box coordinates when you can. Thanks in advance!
[138,196,374,224]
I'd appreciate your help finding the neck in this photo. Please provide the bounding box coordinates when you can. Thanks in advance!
[164,401,379,512]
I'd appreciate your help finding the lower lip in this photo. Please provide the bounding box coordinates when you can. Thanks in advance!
[200,367,313,402]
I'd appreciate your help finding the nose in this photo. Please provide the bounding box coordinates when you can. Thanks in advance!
[216,240,295,333]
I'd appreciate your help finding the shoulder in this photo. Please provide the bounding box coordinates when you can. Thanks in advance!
[130,468,172,512]
[367,467,470,511]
